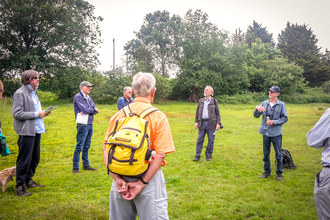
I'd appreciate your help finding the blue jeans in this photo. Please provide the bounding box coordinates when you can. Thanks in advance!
[195,120,215,159]
[73,124,93,169]
[263,135,283,175]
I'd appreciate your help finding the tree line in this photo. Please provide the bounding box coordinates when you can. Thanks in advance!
[1,1,329,102]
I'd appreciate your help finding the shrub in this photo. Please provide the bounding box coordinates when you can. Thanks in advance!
[37,91,59,102]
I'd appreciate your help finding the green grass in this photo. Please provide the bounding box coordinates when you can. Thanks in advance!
[0,98,326,220]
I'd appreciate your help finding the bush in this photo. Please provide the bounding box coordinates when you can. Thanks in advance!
[37,91,59,102]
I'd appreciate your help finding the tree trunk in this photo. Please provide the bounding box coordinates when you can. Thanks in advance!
[189,87,200,102]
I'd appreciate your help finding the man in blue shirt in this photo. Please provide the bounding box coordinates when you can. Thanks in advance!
[194,86,221,161]
[117,86,134,111]
[13,70,51,196]
[253,86,288,181]
[73,81,99,174]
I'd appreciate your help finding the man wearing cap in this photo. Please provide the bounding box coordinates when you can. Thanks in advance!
[253,86,288,181]
[117,86,134,111]
[72,81,99,174]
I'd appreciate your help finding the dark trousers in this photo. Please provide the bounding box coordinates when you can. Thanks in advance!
[263,135,283,175]
[16,134,41,187]
[195,120,215,159]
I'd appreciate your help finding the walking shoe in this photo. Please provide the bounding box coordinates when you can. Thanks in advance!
[26,180,45,188]
[73,168,80,174]
[260,172,270,178]
[206,158,212,161]
[277,174,284,181]
[16,185,33,197]
[193,158,199,161]
[83,165,97,171]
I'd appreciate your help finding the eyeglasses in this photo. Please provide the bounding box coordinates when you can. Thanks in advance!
[128,92,132,94]
[0,89,3,93]
[32,77,39,80]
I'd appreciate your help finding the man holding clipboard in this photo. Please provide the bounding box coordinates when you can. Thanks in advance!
[73,81,99,174]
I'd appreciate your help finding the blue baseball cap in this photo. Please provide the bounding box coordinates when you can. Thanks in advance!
[269,86,280,93]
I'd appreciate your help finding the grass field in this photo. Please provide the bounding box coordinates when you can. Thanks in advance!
[0,98,327,220]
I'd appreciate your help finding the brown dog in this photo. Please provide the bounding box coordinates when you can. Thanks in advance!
[0,166,16,192]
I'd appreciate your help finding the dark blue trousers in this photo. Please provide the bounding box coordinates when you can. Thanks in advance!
[263,135,283,175]
[195,120,215,159]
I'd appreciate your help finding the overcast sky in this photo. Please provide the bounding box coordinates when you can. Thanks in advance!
[86,0,330,72]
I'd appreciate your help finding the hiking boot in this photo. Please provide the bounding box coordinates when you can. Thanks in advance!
[193,158,199,161]
[16,185,33,197]
[26,180,45,188]
[206,158,212,161]
[83,165,97,171]
[73,168,79,174]
[260,172,270,178]
[277,174,284,181]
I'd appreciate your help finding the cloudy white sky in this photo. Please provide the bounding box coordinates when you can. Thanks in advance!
[86,0,330,72]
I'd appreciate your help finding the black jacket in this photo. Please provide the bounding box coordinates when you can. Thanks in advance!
[195,97,221,130]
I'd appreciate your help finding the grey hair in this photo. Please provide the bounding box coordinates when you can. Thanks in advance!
[123,86,131,95]
[205,85,214,96]
[131,72,156,97]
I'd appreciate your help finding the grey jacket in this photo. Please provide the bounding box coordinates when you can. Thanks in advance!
[12,85,38,136]
[253,99,288,137]
[195,97,221,131]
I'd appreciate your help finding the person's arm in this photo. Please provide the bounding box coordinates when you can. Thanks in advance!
[253,103,264,118]
[12,91,35,120]
[273,103,288,125]
[123,153,165,200]
[214,99,221,130]
[74,96,95,115]
[195,101,200,129]
[117,98,123,111]
[307,109,330,149]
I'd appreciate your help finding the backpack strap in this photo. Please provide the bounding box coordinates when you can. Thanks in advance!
[140,107,159,119]
[123,106,139,117]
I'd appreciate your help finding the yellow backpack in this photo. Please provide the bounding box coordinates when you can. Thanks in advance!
[105,105,159,178]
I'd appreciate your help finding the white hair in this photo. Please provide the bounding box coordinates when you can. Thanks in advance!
[205,85,214,96]
[131,72,156,97]
[123,86,131,95]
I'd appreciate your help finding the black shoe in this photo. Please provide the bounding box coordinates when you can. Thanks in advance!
[193,158,199,161]
[83,165,97,171]
[16,185,33,197]
[73,168,80,174]
[277,174,284,181]
[260,172,270,178]
[26,180,45,188]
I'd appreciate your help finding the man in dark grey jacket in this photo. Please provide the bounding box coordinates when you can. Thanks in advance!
[13,70,51,196]
[194,85,221,161]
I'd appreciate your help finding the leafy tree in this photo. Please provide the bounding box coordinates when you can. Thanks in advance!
[0,0,103,78]
[245,39,279,92]
[124,10,181,78]
[277,22,330,86]
[246,20,275,48]
[231,28,246,44]
[263,57,305,95]
[124,39,154,73]
[176,9,227,102]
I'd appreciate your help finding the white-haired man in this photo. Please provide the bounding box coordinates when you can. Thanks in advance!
[117,86,134,110]
[103,72,175,220]
[194,85,222,161]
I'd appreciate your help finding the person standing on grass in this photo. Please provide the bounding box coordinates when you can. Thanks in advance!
[307,109,330,220]
[12,70,51,196]
[103,72,175,220]
[117,86,134,111]
[193,85,221,162]
[253,86,288,181]
[72,81,99,174]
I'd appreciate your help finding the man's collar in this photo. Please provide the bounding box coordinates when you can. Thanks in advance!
[205,97,212,101]
[27,84,38,92]
[133,97,150,104]
[80,90,89,98]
